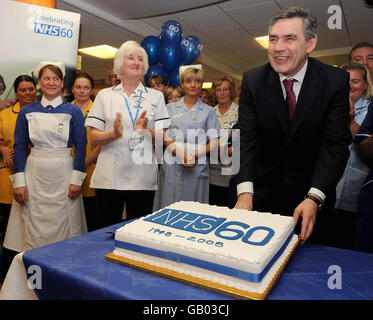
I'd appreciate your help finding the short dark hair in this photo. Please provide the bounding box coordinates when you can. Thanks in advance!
[13,74,36,93]
[0,74,6,92]
[73,72,94,88]
[348,42,373,62]
[269,7,318,41]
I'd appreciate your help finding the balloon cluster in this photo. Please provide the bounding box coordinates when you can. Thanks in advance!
[141,20,202,87]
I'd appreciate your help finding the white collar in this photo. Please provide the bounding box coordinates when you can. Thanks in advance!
[113,81,147,95]
[279,59,308,84]
[41,95,63,108]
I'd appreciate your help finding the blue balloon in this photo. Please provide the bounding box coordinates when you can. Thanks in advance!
[145,65,168,86]
[160,42,181,72]
[141,36,161,66]
[160,20,183,43]
[180,35,202,65]
[167,68,180,87]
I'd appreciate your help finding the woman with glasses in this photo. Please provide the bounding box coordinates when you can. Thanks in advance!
[209,75,238,207]
[2,62,87,277]
[71,72,100,231]
[85,41,170,227]
[157,65,220,208]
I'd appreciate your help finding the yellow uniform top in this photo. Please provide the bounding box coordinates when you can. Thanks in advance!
[0,102,21,204]
[72,100,97,197]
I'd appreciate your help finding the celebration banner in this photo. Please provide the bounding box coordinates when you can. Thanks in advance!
[0,0,80,100]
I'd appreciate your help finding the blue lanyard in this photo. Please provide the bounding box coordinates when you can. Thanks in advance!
[124,91,143,128]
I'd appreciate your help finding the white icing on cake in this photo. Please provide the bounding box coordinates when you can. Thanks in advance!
[113,201,297,294]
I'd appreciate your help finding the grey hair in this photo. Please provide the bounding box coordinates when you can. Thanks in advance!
[114,40,149,79]
[268,7,318,41]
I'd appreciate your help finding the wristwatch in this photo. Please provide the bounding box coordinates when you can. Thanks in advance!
[304,194,323,211]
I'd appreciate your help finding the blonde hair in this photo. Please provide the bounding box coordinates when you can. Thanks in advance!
[343,62,372,100]
[180,67,204,84]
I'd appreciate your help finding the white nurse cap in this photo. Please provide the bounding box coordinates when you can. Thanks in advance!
[34,61,65,79]
[179,64,203,79]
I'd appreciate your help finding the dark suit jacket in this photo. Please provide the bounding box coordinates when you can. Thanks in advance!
[235,57,351,209]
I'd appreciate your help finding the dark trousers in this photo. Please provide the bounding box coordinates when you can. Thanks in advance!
[0,204,11,242]
[328,209,356,250]
[209,184,229,207]
[95,189,155,228]
[227,178,237,209]
[355,182,373,253]
[0,204,13,283]
[0,247,17,283]
[252,180,338,248]
[83,196,99,232]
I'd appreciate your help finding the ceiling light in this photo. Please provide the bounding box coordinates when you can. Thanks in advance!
[78,44,118,59]
[255,36,269,49]
[203,82,212,89]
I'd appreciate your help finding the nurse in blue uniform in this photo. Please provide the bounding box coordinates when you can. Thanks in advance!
[3,61,87,253]
[159,65,221,208]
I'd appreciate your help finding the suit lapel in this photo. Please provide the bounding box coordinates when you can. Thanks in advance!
[288,59,320,141]
[266,67,289,135]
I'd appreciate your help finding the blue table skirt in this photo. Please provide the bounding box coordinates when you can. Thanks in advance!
[22,221,373,300]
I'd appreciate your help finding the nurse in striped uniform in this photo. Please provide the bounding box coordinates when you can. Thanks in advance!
[3,61,88,254]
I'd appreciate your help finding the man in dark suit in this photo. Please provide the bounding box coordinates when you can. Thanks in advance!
[234,7,351,244]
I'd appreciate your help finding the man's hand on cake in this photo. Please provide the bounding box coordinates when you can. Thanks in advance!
[293,199,318,243]
[234,193,253,211]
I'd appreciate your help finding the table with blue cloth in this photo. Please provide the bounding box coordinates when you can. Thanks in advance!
[6,221,373,300]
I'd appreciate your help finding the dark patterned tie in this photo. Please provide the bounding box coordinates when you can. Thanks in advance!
[283,79,296,123]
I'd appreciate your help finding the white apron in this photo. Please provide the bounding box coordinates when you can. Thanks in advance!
[4,110,87,252]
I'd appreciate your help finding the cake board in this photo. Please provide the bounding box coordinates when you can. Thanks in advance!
[105,236,301,300]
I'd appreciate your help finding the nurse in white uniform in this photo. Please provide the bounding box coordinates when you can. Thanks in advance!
[209,74,239,207]
[85,41,170,227]
[3,61,88,254]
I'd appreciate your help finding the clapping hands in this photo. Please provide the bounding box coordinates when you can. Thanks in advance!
[135,110,148,131]
[113,112,123,138]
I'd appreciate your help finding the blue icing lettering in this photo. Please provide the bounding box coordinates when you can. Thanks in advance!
[241,226,275,246]
[192,217,221,231]
[144,209,183,224]
[170,213,201,229]
[214,221,250,240]
[144,209,226,234]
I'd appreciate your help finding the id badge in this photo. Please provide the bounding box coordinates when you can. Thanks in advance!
[128,133,144,151]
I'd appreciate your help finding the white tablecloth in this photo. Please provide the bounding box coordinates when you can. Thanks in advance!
[0,252,38,300]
